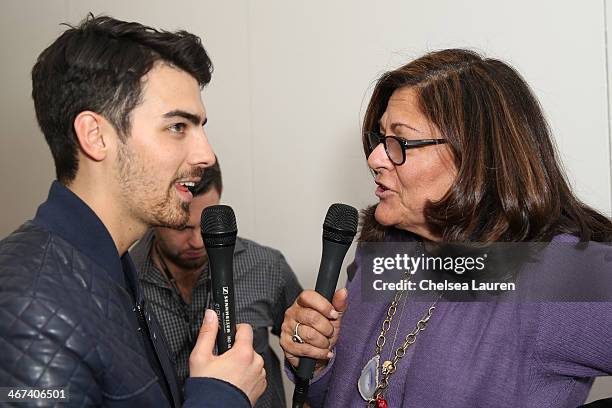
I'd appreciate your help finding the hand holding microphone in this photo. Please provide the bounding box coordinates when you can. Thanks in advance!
[187,205,266,406]
[281,288,348,372]
[189,309,266,406]
[279,203,359,408]
[201,205,237,354]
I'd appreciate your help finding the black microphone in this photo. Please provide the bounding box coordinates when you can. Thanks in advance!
[292,203,358,408]
[201,205,237,354]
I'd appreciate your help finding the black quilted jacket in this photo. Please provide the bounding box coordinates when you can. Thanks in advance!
[0,182,250,408]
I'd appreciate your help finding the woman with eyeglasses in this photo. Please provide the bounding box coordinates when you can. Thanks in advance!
[280,48,612,407]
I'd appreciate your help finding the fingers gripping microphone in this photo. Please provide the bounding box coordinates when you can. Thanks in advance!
[201,205,237,354]
[292,203,359,408]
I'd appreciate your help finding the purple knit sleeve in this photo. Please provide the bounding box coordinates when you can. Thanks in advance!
[284,352,336,407]
[536,302,612,377]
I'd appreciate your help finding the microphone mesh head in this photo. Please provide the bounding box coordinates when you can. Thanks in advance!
[323,203,358,244]
[201,205,237,247]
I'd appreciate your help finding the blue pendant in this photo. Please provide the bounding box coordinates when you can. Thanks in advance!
[358,355,379,401]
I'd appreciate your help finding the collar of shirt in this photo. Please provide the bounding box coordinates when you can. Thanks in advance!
[133,229,246,289]
[31,180,130,290]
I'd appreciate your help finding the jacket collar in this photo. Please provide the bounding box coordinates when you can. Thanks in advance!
[32,181,127,289]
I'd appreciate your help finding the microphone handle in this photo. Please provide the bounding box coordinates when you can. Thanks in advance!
[208,245,237,354]
[295,239,351,380]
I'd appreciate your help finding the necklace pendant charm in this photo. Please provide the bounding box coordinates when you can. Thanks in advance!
[358,355,379,401]
[375,396,388,408]
[381,360,395,375]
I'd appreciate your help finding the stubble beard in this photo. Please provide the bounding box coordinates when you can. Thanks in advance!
[115,141,189,230]
[165,249,207,271]
[156,238,208,271]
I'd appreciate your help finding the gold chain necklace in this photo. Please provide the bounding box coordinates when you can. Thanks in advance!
[385,287,409,365]
[358,274,440,408]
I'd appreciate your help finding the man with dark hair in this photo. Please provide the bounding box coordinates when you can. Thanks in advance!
[0,15,265,407]
[131,158,302,408]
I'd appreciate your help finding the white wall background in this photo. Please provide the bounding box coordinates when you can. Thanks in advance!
[1,0,611,403]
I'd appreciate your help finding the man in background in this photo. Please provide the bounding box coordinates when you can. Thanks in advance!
[131,158,302,408]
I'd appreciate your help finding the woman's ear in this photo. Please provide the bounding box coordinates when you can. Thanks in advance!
[73,111,109,161]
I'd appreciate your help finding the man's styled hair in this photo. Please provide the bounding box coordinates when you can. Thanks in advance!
[192,157,222,197]
[32,14,214,184]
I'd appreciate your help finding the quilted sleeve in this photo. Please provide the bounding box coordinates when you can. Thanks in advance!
[0,294,103,407]
[183,377,251,407]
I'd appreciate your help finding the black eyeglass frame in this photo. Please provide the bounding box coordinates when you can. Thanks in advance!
[365,131,448,166]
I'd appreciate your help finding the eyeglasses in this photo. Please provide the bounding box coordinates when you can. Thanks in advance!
[365,131,448,166]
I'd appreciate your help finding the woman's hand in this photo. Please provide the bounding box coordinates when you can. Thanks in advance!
[280,288,348,376]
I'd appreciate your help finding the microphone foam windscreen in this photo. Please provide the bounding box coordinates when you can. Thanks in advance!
[201,205,237,247]
[323,203,358,244]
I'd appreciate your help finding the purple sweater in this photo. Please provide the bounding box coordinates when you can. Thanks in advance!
[296,236,612,407]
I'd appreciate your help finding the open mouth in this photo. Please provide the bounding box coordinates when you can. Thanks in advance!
[376,181,390,191]
[176,181,196,194]
[375,181,392,198]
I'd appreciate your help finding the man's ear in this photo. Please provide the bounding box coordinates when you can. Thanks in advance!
[73,111,111,161]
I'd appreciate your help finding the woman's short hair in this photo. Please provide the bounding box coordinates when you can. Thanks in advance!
[361,48,612,243]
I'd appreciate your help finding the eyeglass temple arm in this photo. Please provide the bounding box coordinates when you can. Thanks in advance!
[403,139,447,148]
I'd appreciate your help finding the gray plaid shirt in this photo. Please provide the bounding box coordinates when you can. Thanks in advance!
[130,230,302,408]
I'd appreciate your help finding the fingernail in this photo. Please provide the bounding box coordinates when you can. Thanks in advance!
[330,309,339,319]
[327,351,334,359]
[205,309,215,323]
